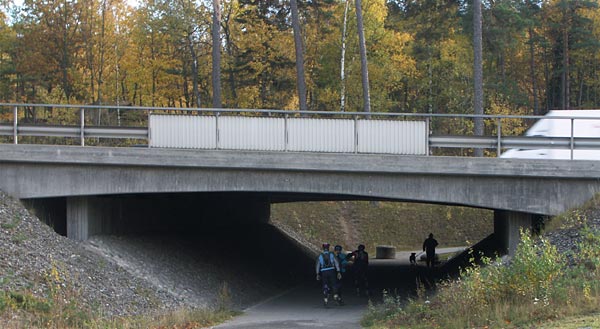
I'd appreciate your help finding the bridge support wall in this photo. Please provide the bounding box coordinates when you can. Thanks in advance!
[67,197,112,240]
[494,210,533,256]
[65,194,270,241]
[23,198,67,236]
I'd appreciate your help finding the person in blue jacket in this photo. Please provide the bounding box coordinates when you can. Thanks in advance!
[333,245,350,305]
[315,243,341,307]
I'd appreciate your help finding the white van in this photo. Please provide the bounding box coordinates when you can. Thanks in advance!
[500,110,600,160]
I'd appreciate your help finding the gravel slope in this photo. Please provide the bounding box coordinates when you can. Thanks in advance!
[0,191,286,321]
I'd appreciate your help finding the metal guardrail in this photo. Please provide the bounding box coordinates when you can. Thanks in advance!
[1,103,600,159]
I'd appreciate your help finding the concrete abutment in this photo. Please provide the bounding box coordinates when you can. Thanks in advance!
[494,210,539,256]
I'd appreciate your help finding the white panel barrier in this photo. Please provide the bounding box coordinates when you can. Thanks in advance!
[149,114,428,155]
[150,115,216,149]
[219,116,285,151]
[357,120,427,155]
[288,118,355,153]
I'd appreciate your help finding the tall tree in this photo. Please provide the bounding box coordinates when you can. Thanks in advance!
[473,0,483,156]
[340,0,349,112]
[212,0,222,108]
[543,0,598,111]
[235,0,295,109]
[158,0,209,107]
[355,0,370,113]
[290,0,308,111]
[18,0,85,101]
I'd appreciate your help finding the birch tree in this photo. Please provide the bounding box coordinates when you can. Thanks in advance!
[340,0,349,112]
[355,0,370,113]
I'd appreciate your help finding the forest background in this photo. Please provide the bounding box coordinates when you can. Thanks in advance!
[0,0,598,130]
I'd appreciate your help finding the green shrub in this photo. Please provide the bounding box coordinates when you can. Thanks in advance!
[0,291,7,312]
[365,227,600,328]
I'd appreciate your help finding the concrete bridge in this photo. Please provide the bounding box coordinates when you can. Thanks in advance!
[1,144,599,255]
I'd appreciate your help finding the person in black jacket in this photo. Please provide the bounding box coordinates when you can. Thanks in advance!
[422,233,439,268]
[350,244,369,297]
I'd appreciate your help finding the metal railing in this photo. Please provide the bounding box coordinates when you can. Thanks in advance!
[2,103,600,159]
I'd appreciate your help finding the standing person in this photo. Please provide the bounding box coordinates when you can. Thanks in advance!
[423,233,439,268]
[315,243,341,307]
[351,244,369,297]
[333,245,349,305]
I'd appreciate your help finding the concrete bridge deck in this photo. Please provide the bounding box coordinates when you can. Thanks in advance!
[0,144,599,215]
[1,144,599,255]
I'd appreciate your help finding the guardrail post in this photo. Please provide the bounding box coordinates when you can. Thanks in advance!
[215,112,220,150]
[497,118,502,157]
[354,115,359,154]
[147,109,152,146]
[12,105,17,144]
[284,113,289,152]
[80,108,85,146]
[425,116,430,156]
[570,118,574,160]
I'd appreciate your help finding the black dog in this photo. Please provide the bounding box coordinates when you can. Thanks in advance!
[409,253,417,265]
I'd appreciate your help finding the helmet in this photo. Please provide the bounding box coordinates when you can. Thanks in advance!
[334,245,342,251]
[358,244,365,251]
[322,243,330,250]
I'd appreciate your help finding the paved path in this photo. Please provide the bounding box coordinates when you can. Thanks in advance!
[213,248,465,329]
[212,283,369,329]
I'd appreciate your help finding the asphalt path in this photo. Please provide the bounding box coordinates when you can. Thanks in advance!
[212,282,369,329]
[213,248,463,329]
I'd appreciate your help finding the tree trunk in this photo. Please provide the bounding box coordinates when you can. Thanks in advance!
[187,33,201,107]
[355,0,371,113]
[222,6,238,107]
[212,0,222,108]
[562,27,569,110]
[473,0,484,157]
[529,27,540,115]
[340,0,349,112]
[291,0,308,112]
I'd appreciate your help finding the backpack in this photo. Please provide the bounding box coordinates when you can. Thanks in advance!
[320,252,333,268]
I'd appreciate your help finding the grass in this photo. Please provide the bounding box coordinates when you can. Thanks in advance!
[12,232,28,244]
[362,204,600,328]
[1,213,22,230]
[538,313,600,328]
[271,201,492,253]
[0,291,239,329]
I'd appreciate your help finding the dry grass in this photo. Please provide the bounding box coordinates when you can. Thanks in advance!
[0,263,238,329]
[271,201,492,253]
[0,290,238,329]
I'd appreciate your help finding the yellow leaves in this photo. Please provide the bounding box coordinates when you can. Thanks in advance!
[44,258,64,297]
[486,99,529,136]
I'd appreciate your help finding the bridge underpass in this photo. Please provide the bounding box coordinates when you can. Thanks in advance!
[21,191,493,302]
[23,189,524,256]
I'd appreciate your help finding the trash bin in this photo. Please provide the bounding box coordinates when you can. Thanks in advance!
[375,245,396,259]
